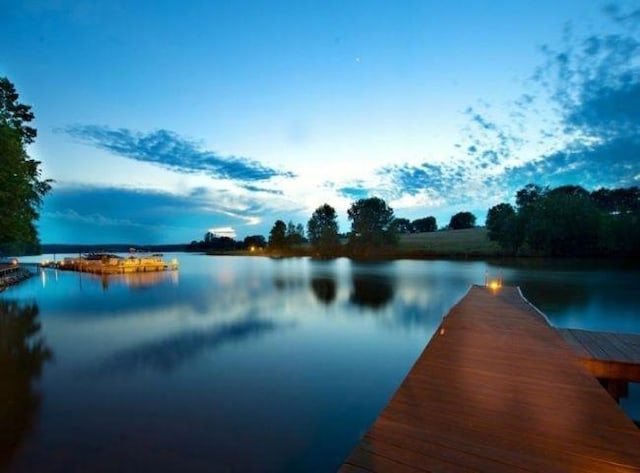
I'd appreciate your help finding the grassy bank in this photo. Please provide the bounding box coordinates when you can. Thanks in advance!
[396,227,503,258]
[212,227,504,259]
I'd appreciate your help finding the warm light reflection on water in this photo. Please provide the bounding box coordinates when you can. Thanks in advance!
[2,254,639,472]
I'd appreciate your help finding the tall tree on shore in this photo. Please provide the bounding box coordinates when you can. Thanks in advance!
[412,216,437,232]
[268,220,287,250]
[0,77,51,254]
[307,203,340,257]
[347,197,397,256]
[448,211,476,230]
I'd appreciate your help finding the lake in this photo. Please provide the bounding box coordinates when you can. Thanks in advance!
[2,254,639,472]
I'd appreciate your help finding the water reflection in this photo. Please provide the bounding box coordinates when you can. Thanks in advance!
[94,270,179,291]
[309,261,338,305]
[0,300,52,470]
[311,277,337,305]
[350,267,395,310]
[85,317,285,376]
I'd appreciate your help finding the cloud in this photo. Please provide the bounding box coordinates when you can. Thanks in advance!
[448,2,640,201]
[208,227,237,238]
[337,184,370,200]
[60,126,296,182]
[501,135,640,189]
[39,185,277,244]
[240,184,284,195]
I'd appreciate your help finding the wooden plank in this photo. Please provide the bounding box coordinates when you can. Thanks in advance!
[340,286,640,472]
[558,328,640,382]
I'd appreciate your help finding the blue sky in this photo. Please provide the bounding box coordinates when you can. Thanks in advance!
[2,0,639,244]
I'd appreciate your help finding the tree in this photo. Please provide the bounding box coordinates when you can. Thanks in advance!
[347,197,397,256]
[0,77,51,255]
[285,221,305,246]
[307,204,340,257]
[0,78,36,145]
[391,218,413,234]
[268,220,287,250]
[485,203,521,254]
[449,211,476,230]
[412,216,437,232]
[244,235,266,250]
[527,191,601,256]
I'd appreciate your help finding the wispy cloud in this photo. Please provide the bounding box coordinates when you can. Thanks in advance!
[337,183,370,200]
[445,2,640,201]
[60,126,296,182]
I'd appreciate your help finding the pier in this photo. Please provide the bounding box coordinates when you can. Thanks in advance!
[339,285,640,472]
[558,327,640,401]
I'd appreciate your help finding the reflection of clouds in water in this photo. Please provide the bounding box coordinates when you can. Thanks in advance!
[83,318,287,376]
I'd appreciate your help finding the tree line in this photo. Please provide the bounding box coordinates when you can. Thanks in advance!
[187,198,481,258]
[486,184,640,257]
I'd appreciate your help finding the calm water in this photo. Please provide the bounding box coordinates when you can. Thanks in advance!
[2,254,639,472]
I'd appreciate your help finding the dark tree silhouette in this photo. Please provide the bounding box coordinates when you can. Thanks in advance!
[486,203,521,254]
[391,218,413,234]
[347,197,397,256]
[307,204,340,257]
[285,221,305,246]
[487,184,640,256]
[448,211,476,230]
[412,216,437,232]
[268,220,287,250]
[244,235,266,249]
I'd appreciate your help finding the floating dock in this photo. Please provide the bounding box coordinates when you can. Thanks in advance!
[53,253,178,275]
[339,285,640,472]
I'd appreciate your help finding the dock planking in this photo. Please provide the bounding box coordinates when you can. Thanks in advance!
[558,328,640,383]
[339,285,640,472]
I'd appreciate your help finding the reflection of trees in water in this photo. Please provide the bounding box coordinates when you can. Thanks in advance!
[350,274,395,310]
[520,279,591,314]
[0,300,53,469]
[311,277,337,305]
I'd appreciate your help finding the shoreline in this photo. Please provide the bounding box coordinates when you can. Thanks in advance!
[0,265,34,292]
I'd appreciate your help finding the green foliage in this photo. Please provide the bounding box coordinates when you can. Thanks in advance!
[412,216,437,232]
[0,77,51,254]
[347,197,397,256]
[527,191,601,256]
[285,221,305,246]
[449,211,476,230]
[488,183,640,257]
[244,235,266,249]
[485,203,521,254]
[0,78,36,145]
[391,218,413,234]
[268,220,287,250]
[307,204,340,257]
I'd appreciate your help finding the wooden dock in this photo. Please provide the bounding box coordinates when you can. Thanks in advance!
[339,285,640,472]
[558,328,640,401]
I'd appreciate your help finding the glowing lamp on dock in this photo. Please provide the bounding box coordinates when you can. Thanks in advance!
[487,279,502,291]
[484,270,503,292]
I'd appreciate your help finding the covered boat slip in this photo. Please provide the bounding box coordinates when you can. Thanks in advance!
[340,285,640,472]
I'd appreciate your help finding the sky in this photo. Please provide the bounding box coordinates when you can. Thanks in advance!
[1,0,639,244]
